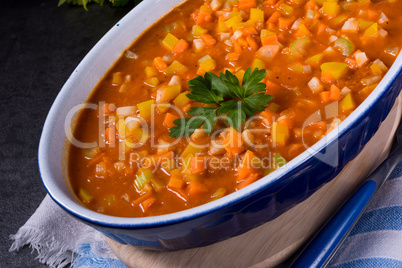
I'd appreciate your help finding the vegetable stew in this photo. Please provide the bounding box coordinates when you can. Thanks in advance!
[69,0,402,217]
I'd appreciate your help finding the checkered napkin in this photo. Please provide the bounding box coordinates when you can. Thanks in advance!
[10,162,402,268]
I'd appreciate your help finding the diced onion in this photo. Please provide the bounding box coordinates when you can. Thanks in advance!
[384,47,399,57]
[354,51,369,68]
[340,86,351,96]
[342,18,359,33]
[308,77,324,93]
[379,12,389,25]
[373,59,388,71]
[116,106,137,117]
[379,28,388,38]
[168,75,181,86]
[210,0,223,11]
[124,50,138,59]
[291,19,302,31]
[361,76,381,86]
[231,30,243,40]
[329,35,338,43]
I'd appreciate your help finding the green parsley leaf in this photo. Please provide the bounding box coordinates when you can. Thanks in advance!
[169,68,273,138]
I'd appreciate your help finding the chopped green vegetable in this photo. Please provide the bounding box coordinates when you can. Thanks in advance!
[334,38,355,57]
[169,68,273,138]
[79,188,94,203]
[135,168,153,190]
[273,153,286,168]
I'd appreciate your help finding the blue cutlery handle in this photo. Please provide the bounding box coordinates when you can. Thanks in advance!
[290,180,377,268]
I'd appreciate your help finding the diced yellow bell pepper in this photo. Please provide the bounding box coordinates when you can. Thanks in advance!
[162,33,179,51]
[250,8,264,22]
[181,143,204,158]
[156,102,170,113]
[260,29,275,38]
[144,77,159,87]
[192,25,208,37]
[112,72,123,85]
[306,53,324,66]
[323,2,340,17]
[164,60,189,75]
[340,93,355,112]
[370,63,383,76]
[235,70,245,85]
[225,15,243,29]
[364,23,378,37]
[137,99,155,121]
[272,122,290,147]
[358,19,373,30]
[321,62,348,81]
[198,55,216,73]
[252,59,265,70]
[173,92,190,107]
[330,14,348,27]
[278,3,294,16]
[79,188,94,203]
[145,66,158,78]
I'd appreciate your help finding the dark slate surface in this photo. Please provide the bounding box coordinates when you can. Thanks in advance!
[0,1,134,266]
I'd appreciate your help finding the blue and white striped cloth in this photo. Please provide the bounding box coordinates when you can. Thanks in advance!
[327,161,402,268]
[10,162,402,267]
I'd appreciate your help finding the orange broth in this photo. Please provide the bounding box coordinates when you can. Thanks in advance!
[69,0,402,217]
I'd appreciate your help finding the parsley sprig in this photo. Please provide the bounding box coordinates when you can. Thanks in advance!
[169,68,273,138]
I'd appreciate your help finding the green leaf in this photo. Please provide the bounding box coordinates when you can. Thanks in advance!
[169,68,273,137]
[242,68,267,97]
[187,75,223,104]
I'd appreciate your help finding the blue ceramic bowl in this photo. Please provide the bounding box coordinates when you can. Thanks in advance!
[39,0,402,251]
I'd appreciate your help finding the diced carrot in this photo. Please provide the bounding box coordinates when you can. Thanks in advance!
[223,128,245,155]
[238,0,257,11]
[367,10,380,20]
[163,113,179,129]
[314,121,327,130]
[278,116,293,129]
[132,192,152,205]
[86,153,106,168]
[234,41,242,53]
[246,36,259,50]
[241,26,258,36]
[320,91,331,103]
[238,150,257,181]
[153,57,167,70]
[141,197,156,211]
[259,109,276,125]
[278,17,294,30]
[236,173,259,190]
[329,85,341,101]
[268,11,281,23]
[345,57,357,70]
[237,37,248,47]
[187,181,208,196]
[226,52,240,62]
[305,0,316,10]
[172,39,190,54]
[196,9,212,25]
[261,34,278,46]
[190,156,207,174]
[263,0,277,6]
[200,34,217,47]
[316,23,327,35]
[168,175,185,189]
[265,80,281,96]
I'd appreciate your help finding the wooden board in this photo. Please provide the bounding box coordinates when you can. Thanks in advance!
[107,94,402,268]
